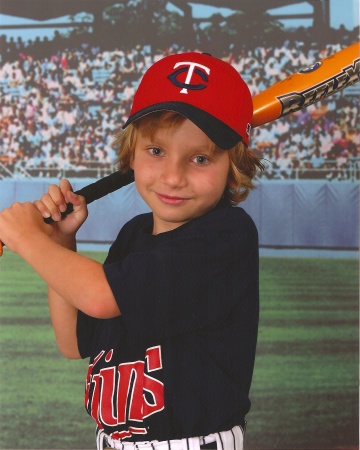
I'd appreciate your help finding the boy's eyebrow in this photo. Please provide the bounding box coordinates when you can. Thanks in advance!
[141,134,213,153]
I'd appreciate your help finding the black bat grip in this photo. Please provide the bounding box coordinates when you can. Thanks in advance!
[44,170,134,224]
[0,171,134,254]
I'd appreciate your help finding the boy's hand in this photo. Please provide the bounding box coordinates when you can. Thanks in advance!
[33,179,88,247]
[0,202,53,254]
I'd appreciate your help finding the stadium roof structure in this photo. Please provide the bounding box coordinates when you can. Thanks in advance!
[0,0,330,30]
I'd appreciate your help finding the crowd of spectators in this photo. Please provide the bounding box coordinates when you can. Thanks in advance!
[0,31,359,181]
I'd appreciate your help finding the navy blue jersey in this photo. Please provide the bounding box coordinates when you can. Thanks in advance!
[77,202,259,442]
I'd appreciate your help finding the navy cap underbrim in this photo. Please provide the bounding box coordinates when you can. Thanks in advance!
[122,102,244,150]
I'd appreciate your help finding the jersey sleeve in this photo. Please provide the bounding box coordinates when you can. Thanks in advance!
[103,206,259,343]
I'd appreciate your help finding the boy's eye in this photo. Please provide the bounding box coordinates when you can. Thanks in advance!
[148,147,163,156]
[192,155,210,165]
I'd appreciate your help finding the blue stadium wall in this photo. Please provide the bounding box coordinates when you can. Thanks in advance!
[1,180,358,249]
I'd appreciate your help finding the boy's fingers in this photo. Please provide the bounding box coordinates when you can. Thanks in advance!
[33,200,52,219]
[37,191,63,221]
[47,184,68,214]
[59,179,73,188]
[59,179,74,197]
[33,180,87,224]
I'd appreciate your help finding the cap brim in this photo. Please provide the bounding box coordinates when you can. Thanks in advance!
[122,102,243,150]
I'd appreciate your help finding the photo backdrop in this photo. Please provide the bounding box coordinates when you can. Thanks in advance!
[0,1,359,450]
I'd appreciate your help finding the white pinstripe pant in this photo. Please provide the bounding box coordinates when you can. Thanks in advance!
[96,425,244,450]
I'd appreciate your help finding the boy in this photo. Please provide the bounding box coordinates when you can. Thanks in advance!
[0,52,263,450]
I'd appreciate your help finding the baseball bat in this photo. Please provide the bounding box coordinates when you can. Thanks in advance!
[0,42,359,256]
[252,41,360,127]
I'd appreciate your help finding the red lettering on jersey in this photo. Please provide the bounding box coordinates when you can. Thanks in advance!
[90,373,102,428]
[105,350,113,362]
[143,346,164,418]
[129,426,148,435]
[110,430,132,440]
[99,367,117,426]
[117,362,144,423]
[146,346,163,371]
[110,426,147,440]
[85,345,164,438]
[85,350,104,410]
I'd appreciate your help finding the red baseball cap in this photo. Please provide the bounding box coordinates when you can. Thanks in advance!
[122,52,253,148]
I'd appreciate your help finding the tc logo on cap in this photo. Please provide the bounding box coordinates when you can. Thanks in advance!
[168,61,210,94]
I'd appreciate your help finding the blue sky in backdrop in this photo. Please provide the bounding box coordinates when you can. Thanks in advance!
[0,0,358,42]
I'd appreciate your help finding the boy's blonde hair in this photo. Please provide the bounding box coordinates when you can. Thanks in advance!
[113,111,263,205]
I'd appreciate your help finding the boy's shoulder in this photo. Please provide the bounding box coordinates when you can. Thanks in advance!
[122,205,256,233]
[119,205,256,242]
[179,204,258,249]
[105,212,153,263]
[121,211,153,234]
[198,203,256,231]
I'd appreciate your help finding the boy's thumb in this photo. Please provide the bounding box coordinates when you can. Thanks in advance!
[67,190,85,206]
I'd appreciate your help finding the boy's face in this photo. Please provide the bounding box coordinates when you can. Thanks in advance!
[131,118,230,234]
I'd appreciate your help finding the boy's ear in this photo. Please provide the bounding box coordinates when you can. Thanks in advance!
[227,173,237,189]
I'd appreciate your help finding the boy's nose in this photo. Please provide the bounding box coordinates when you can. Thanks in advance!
[160,159,187,188]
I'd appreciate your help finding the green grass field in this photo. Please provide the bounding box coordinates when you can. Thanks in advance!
[0,251,358,450]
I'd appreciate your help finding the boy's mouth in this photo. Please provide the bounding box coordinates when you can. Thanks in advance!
[156,193,190,205]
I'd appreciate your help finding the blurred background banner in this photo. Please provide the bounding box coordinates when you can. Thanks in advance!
[0,1,359,449]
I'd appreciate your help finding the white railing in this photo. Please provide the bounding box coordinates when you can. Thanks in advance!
[8,163,117,180]
[259,159,359,182]
[1,160,358,182]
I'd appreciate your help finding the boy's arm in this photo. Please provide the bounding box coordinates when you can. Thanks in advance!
[48,286,81,359]
[12,215,119,319]
[0,186,120,321]
[46,232,81,359]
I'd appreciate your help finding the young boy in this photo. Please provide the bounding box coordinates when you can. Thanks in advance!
[0,52,263,450]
